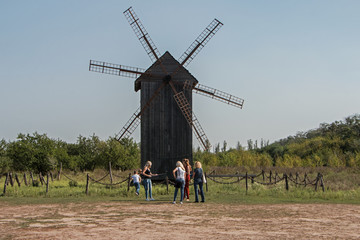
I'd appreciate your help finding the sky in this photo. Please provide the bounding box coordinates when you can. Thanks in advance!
[1,0,359,150]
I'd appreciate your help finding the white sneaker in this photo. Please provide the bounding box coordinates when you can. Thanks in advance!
[150,198,155,201]
[146,198,150,201]
[172,201,176,204]
[180,202,183,204]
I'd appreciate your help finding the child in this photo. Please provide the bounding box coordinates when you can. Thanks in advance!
[131,170,141,195]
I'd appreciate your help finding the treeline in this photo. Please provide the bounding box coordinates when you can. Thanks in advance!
[194,114,360,168]
[1,114,359,172]
[0,133,140,173]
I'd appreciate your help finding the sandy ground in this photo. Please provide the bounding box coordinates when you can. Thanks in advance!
[1,201,360,240]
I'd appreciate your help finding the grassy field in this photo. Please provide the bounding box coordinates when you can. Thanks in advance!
[1,168,360,205]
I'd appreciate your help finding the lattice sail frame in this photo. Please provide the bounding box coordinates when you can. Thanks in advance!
[89,60,145,78]
[173,91,211,151]
[123,7,160,63]
[178,19,223,67]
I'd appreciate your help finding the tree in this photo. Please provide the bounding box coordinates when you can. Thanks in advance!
[7,133,56,173]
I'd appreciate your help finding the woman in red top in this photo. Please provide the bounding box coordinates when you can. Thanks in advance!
[182,158,192,201]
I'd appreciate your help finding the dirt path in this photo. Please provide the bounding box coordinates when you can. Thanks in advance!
[1,201,360,239]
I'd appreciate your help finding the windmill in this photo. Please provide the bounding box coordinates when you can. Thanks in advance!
[89,7,244,177]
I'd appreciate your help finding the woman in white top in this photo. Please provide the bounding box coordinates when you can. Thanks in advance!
[172,161,186,204]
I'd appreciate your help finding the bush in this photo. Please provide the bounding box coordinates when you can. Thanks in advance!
[32,180,40,187]
[68,180,78,187]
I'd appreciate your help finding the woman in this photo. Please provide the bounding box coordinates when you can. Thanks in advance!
[172,161,185,204]
[182,158,192,201]
[192,161,205,203]
[142,161,158,201]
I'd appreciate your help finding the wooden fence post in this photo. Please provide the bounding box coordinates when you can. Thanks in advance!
[24,173,28,186]
[205,172,208,192]
[109,162,113,184]
[314,173,320,191]
[269,171,272,183]
[39,173,44,185]
[284,174,289,191]
[262,170,265,181]
[9,173,14,186]
[58,162,62,180]
[30,172,34,185]
[127,173,131,192]
[295,172,299,186]
[320,174,325,192]
[245,172,248,195]
[3,173,9,195]
[85,173,89,195]
[46,172,49,194]
[304,173,307,187]
[15,174,21,187]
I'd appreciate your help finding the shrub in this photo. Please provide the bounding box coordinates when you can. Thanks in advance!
[68,180,78,187]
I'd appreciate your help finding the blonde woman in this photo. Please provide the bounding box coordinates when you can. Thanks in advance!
[142,161,158,201]
[172,161,185,204]
[182,158,192,201]
[192,161,205,203]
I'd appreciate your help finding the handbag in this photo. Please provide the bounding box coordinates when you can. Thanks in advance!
[202,173,206,183]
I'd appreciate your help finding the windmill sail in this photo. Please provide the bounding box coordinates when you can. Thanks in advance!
[193,84,244,109]
[173,91,211,151]
[89,60,145,78]
[124,7,161,63]
[178,19,223,67]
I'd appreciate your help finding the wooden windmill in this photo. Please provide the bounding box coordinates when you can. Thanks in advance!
[89,7,244,176]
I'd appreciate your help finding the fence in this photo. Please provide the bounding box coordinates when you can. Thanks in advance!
[205,170,325,193]
[1,167,325,196]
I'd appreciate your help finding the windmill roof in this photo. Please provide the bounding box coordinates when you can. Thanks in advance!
[135,51,198,91]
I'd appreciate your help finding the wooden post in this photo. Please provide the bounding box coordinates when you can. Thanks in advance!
[3,173,9,195]
[314,173,320,191]
[284,174,289,191]
[269,171,272,183]
[245,172,248,195]
[46,172,49,194]
[30,172,34,185]
[109,162,113,184]
[205,172,208,192]
[320,174,325,192]
[85,173,89,195]
[295,172,299,186]
[39,173,43,185]
[9,173,14,186]
[165,176,169,194]
[24,173,28,186]
[127,173,131,192]
[15,174,21,187]
[58,162,62,180]
[304,173,307,187]
[262,170,265,181]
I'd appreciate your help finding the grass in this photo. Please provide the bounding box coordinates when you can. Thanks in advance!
[1,168,360,205]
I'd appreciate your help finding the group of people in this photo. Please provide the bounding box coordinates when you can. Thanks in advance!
[130,159,205,204]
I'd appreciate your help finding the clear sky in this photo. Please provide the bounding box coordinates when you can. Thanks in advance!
[1,0,359,149]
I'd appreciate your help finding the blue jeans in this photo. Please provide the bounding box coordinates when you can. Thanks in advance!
[194,181,205,202]
[173,179,185,202]
[144,179,152,199]
[134,182,140,194]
